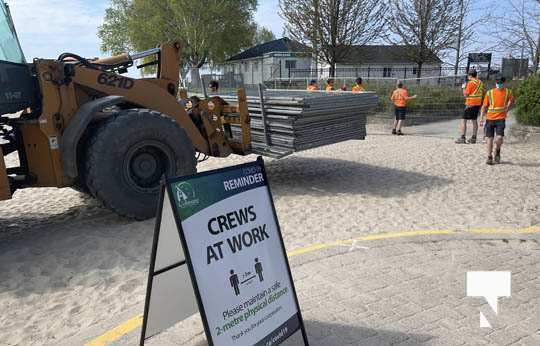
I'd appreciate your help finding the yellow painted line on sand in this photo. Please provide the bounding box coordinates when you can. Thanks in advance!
[86,225,539,345]
[355,229,457,241]
[287,240,351,257]
[85,314,143,346]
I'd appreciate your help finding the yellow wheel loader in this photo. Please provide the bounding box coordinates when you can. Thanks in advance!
[0,2,251,219]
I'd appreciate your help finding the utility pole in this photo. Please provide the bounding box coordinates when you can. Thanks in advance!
[313,0,320,80]
[519,0,526,77]
[534,0,540,73]
[454,0,465,76]
[520,40,525,78]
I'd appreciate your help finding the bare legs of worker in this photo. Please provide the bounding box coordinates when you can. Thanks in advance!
[460,119,467,137]
[396,120,404,131]
[486,136,503,165]
[456,120,478,143]
[392,119,404,135]
[471,120,478,142]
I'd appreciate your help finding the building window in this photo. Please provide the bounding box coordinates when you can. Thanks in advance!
[383,67,392,77]
[244,63,249,72]
[285,60,296,69]
[412,67,418,75]
[253,62,259,71]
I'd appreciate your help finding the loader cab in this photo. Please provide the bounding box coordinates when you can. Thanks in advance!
[0,1,25,64]
[0,1,40,115]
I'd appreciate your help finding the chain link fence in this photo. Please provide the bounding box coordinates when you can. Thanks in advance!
[182,67,523,124]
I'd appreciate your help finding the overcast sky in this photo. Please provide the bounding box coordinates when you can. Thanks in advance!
[5,0,535,66]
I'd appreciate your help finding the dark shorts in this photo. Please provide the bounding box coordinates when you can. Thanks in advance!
[485,119,506,138]
[463,105,481,120]
[395,107,406,120]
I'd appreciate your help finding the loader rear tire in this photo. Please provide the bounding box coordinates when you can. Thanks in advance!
[84,109,197,219]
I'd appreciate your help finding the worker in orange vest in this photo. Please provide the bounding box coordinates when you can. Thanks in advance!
[307,80,318,91]
[456,70,484,144]
[325,78,335,91]
[352,77,365,92]
[390,81,417,135]
[480,77,513,165]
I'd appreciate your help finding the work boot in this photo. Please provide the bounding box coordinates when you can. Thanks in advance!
[486,156,494,165]
[397,130,404,136]
[455,136,466,144]
[392,129,397,135]
[494,149,501,164]
[467,136,477,144]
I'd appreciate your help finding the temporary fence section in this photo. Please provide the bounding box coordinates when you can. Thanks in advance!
[218,89,378,158]
[183,70,244,96]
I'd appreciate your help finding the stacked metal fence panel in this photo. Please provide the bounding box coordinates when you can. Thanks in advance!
[219,89,378,158]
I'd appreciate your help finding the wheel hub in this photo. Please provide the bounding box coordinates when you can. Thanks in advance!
[132,153,158,179]
[123,141,175,193]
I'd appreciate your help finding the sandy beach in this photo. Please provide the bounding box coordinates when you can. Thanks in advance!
[1,119,539,345]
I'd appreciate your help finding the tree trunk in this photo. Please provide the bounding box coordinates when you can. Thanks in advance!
[329,62,336,78]
[187,56,207,90]
[189,67,202,89]
[417,62,423,84]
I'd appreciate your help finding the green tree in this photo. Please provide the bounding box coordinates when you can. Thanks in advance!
[98,0,258,69]
[253,26,276,45]
[516,73,540,126]
[98,0,132,55]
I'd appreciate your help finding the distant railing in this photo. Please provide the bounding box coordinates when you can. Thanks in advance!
[288,66,483,80]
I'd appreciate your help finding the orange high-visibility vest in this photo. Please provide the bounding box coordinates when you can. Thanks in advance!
[465,78,484,106]
[307,85,317,91]
[325,84,334,91]
[485,88,513,120]
[391,88,409,107]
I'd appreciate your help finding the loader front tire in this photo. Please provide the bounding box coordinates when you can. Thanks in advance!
[84,109,197,219]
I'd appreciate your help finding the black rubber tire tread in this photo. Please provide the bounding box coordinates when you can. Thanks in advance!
[71,121,98,195]
[84,109,197,220]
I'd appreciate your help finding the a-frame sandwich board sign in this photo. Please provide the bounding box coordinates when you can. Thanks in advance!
[141,157,308,346]
[139,184,199,344]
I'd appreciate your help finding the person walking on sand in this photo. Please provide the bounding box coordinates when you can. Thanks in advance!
[325,78,335,91]
[480,77,513,165]
[390,81,417,135]
[456,70,484,144]
[307,79,318,91]
[352,77,365,92]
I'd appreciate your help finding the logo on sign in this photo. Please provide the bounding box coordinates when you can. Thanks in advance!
[175,182,199,208]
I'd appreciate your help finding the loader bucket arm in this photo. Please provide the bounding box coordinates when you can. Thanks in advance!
[70,66,210,154]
